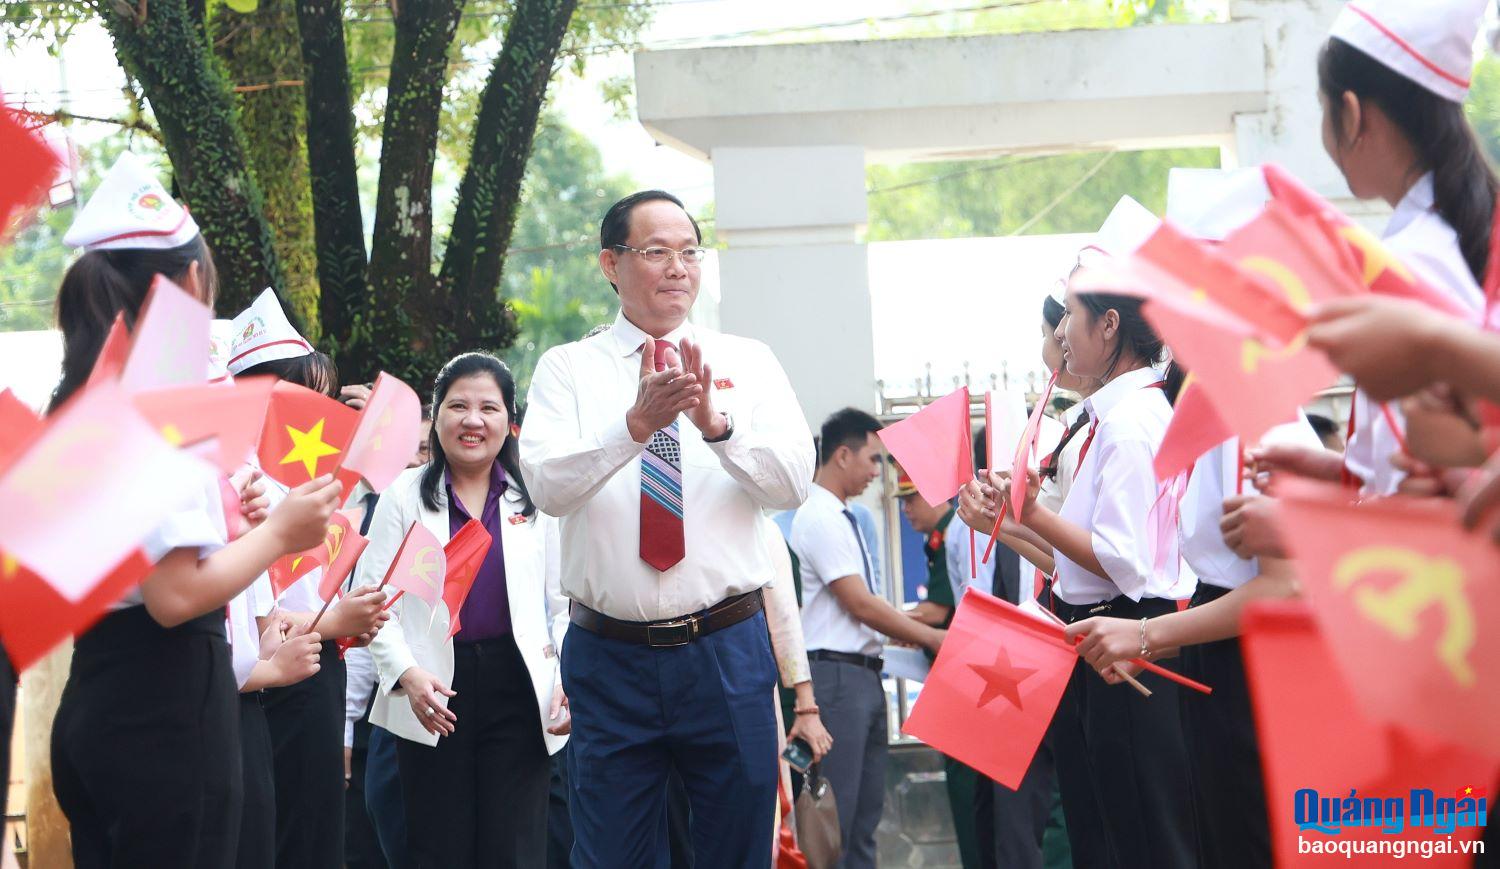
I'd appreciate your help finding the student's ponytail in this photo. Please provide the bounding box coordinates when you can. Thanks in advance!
[1319,37,1498,284]
[50,237,215,412]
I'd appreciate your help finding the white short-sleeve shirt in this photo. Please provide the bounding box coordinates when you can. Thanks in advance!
[1179,417,1321,591]
[944,511,995,603]
[226,574,274,689]
[791,483,883,657]
[1054,366,1190,605]
[1344,173,1482,497]
[116,465,230,610]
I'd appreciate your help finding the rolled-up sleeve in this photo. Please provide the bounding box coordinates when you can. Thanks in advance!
[1089,436,1160,602]
[704,343,814,511]
[519,347,646,518]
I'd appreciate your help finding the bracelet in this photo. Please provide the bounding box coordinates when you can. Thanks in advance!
[793,705,820,716]
[1138,617,1150,659]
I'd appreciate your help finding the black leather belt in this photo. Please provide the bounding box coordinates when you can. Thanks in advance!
[569,589,764,648]
[808,649,884,672]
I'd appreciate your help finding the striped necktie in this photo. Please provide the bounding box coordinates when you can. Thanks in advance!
[842,509,875,593]
[640,343,686,571]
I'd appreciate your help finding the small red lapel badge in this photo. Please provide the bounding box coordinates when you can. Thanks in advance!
[507,514,528,526]
[713,378,734,390]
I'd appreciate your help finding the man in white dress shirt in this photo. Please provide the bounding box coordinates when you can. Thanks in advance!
[519,190,814,867]
[791,408,946,869]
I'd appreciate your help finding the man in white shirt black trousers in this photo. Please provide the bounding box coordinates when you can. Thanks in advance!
[520,191,814,867]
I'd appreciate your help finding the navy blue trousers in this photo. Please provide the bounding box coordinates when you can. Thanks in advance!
[365,725,413,869]
[563,611,779,869]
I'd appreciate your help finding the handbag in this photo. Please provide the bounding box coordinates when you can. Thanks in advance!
[793,764,842,869]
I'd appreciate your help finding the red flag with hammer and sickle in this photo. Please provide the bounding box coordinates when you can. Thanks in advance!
[1271,478,1500,758]
[340,372,423,493]
[382,521,446,609]
[441,519,493,639]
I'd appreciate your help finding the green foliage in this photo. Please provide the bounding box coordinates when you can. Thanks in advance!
[866,148,1221,241]
[502,111,635,392]
[1467,55,1500,167]
[211,0,320,334]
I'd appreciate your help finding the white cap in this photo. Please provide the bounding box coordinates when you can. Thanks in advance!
[207,319,235,383]
[63,152,200,251]
[1082,195,1160,259]
[226,288,313,375]
[1329,0,1487,103]
[1165,167,1271,241]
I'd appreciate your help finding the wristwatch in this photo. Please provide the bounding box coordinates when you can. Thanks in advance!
[703,413,734,443]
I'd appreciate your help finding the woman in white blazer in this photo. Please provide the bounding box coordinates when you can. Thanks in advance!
[363,352,568,869]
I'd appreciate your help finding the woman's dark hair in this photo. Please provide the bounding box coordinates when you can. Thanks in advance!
[1042,294,1065,331]
[237,352,340,397]
[49,236,216,412]
[1072,290,1165,380]
[419,352,534,517]
[1319,37,1497,283]
[1162,360,1187,406]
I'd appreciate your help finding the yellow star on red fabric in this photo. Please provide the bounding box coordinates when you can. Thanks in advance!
[279,418,341,480]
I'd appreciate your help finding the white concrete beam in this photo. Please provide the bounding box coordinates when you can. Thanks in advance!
[636,21,1268,161]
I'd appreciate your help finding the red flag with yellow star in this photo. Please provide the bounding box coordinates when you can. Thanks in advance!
[902,588,1076,789]
[381,521,446,609]
[133,376,276,474]
[257,381,359,490]
[340,372,423,493]
[1242,601,1495,867]
[1271,478,1500,759]
[0,549,152,672]
[441,518,493,639]
[0,379,211,603]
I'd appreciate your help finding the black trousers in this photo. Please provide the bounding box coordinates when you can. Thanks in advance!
[347,713,391,869]
[263,640,346,869]
[396,635,550,869]
[238,693,276,869]
[1051,595,1199,869]
[0,645,13,811]
[975,732,1056,869]
[53,606,243,869]
[1178,584,1269,869]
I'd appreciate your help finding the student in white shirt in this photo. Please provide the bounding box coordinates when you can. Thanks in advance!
[1224,0,1493,552]
[47,153,342,869]
[791,408,944,869]
[979,282,1199,868]
[520,190,814,867]
[1058,163,1327,869]
[959,288,1095,869]
[228,312,389,869]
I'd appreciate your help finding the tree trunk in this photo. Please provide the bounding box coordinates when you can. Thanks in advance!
[22,646,72,869]
[96,0,283,312]
[213,0,320,336]
[295,0,369,354]
[439,0,577,356]
[359,0,464,385]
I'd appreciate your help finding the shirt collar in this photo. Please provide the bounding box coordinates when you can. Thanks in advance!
[810,482,845,509]
[935,506,955,534]
[1385,172,1435,239]
[443,460,508,502]
[608,309,695,358]
[1084,365,1162,423]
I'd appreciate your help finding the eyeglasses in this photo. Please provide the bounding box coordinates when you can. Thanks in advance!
[612,244,709,266]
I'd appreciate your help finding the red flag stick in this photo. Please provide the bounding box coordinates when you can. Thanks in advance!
[306,590,337,634]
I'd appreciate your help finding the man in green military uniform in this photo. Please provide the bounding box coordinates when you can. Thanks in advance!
[893,465,982,869]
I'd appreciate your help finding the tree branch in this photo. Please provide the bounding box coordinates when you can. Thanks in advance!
[438,0,578,351]
[294,0,369,353]
[46,110,163,143]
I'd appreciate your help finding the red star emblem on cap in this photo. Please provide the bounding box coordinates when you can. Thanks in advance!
[968,646,1037,709]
